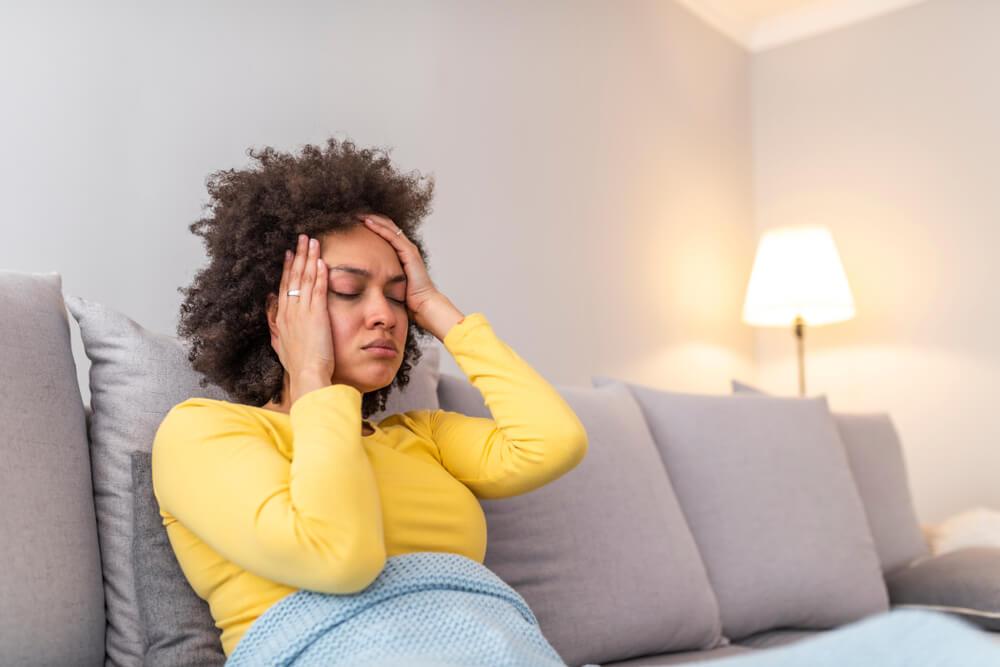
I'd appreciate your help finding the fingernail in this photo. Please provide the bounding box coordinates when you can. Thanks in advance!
[310,238,317,248]
[285,250,292,260]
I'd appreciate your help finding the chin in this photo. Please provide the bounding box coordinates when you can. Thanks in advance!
[359,373,399,395]
[340,359,403,393]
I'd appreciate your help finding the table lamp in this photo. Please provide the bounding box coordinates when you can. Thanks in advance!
[742,225,855,396]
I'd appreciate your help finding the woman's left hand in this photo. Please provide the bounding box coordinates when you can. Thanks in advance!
[359,214,449,329]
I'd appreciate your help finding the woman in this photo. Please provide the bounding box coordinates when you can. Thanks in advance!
[152,139,589,660]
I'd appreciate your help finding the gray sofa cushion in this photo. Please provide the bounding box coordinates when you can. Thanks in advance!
[0,272,105,667]
[131,451,226,666]
[600,645,754,665]
[596,377,888,640]
[733,628,820,649]
[886,546,1000,631]
[731,380,928,573]
[833,413,928,572]
[437,373,726,666]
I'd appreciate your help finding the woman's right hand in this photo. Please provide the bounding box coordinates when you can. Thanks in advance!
[273,234,336,396]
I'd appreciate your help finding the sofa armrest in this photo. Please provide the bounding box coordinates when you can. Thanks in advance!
[886,547,1000,631]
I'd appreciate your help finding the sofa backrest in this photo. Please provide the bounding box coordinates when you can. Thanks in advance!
[731,379,929,573]
[0,271,105,666]
[438,369,929,658]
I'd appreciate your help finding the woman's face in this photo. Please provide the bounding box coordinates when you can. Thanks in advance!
[318,223,409,394]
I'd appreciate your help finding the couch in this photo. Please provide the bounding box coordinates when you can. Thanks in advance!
[3,270,999,667]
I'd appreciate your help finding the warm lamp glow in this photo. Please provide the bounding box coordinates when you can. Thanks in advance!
[742,226,855,327]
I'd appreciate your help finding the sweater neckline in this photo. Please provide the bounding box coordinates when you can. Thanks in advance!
[249,400,380,438]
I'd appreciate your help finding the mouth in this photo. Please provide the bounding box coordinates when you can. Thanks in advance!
[362,338,398,358]
[362,338,397,352]
[363,346,397,358]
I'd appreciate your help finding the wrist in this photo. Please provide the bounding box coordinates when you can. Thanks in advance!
[414,293,464,340]
[289,373,332,403]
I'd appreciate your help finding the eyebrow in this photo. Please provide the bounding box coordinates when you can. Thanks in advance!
[329,265,407,283]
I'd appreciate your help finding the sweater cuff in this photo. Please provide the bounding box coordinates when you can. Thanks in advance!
[442,313,489,350]
[289,383,362,422]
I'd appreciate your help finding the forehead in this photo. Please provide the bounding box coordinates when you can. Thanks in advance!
[319,225,403,277]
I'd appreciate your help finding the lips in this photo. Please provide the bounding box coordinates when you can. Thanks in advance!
[362,338,397,352]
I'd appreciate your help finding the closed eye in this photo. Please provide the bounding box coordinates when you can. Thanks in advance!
[333,292,406,306]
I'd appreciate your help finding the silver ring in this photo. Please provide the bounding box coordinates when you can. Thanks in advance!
[286,289,301,297]
[396,229,403,236]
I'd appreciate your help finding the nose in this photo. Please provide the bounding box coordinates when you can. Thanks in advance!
[365,293,399,330]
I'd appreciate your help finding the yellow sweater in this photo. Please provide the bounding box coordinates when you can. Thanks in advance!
[152,313,587,657]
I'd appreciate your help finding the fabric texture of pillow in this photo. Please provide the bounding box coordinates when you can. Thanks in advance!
[597,377,888,640]
[131,451,226,666]
[731,379,928,573]
[437,373,727,666]
[0,272,105,667]
[833,412,929,573]
[886,546,1000,631]
[66,294,440,666]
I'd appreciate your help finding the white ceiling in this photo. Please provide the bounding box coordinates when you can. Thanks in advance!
[675,0,929,52]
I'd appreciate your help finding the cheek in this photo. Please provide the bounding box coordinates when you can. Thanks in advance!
[326,307,350,343]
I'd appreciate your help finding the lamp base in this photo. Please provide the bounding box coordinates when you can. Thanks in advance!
[794,316,805,396]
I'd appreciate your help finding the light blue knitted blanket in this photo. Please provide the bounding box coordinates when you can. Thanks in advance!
[698,608,1000,667]
[225,551,595,667]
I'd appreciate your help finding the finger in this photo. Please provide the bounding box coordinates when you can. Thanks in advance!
[279,249,292,293]
[313,257,327,304]
[363,217,409,245]
[301,237,318,309]
[359,214,391,231]
[287,234,308,303]
[361,214,393,231]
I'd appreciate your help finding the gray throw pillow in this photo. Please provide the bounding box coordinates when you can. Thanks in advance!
[0,272,105,667]
[437,373,727,666]
[66,295,440,666]
[131,451,226,666]
[833,413,929,573]
[886,546,1000,631]
[596,377,888,640]
[66,295,232,667]
[731,380,928,573]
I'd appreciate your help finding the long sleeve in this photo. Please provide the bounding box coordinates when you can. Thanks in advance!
[152,384,386,594]
[428,313,588,499]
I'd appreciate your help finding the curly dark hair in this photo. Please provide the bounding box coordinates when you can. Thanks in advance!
[178,138,435,418]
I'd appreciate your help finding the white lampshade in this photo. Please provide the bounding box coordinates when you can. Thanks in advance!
[742,225,855,327]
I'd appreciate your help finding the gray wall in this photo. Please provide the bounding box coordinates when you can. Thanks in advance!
[751,0,1000,521]
[0,1,755,405]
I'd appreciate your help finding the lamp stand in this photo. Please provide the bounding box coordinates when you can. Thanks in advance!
[794,315,805,396]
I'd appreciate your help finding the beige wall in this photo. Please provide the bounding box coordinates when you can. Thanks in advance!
[0,1,754,402]
[751,0,1000,522]
[3,0,990,523]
